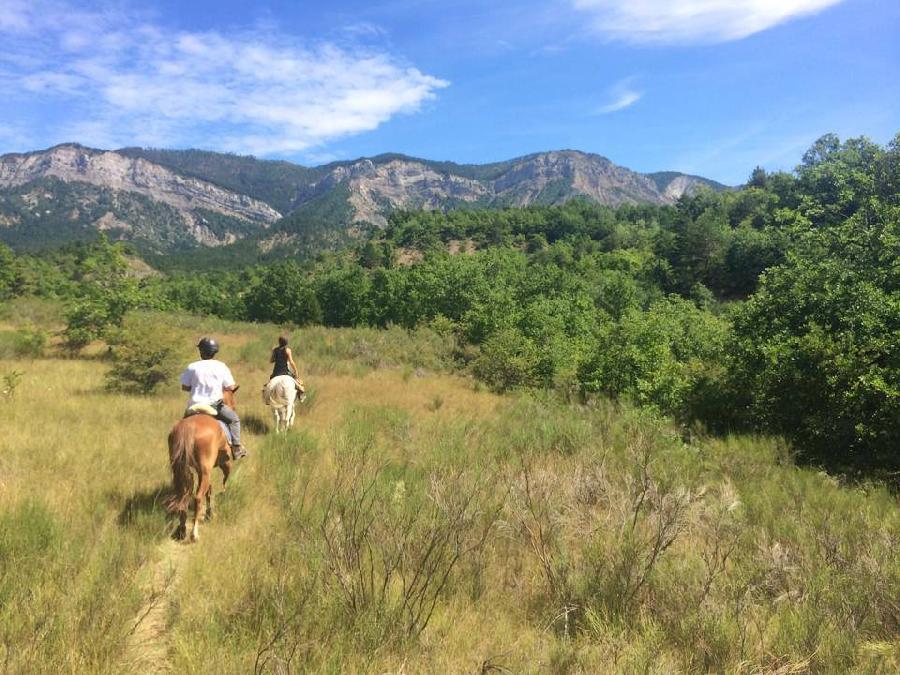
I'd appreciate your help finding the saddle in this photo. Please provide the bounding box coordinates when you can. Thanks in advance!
[183,403,218,418]
[182,403,235,446]
[262,378,306,405]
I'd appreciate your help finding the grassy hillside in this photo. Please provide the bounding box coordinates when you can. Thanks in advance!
[0,305,896,673]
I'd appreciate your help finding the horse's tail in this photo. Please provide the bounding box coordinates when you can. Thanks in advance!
[166,422,194,512]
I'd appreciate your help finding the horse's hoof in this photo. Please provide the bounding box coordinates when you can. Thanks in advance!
[205,512,213,522]
[173,527,186,541]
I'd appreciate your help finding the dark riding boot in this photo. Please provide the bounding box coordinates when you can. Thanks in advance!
[232,444,248,460]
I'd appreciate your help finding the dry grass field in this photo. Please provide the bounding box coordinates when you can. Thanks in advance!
[1,307,897,673]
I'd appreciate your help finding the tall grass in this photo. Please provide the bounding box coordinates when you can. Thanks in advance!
[0,311,896,673]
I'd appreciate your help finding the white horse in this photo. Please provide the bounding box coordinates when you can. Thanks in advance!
[262,375,299,432]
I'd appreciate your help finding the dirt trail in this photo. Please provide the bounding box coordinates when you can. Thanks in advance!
[121,539,190,673]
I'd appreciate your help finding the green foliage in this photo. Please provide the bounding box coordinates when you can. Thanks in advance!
[315,265,372,327]
[62,236,138,351]
[104,314,181,395]
[243,261,322,326]
[12,325,47,358]
[3,132,899,476]
[579,296,729,417]
[1,370,23,399]
[727,198,900,471]
[473,328,542,392]
[0,242,19,300]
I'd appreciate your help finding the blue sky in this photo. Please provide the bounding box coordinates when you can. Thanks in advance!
[0,0,897,184]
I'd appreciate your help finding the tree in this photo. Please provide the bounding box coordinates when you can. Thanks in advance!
[727,200,899,471]
[315,266,371,327]
[243,261,322,326]
[0,243,19,301]
[105,314,181,395]
[63,236,137,351]
[797,134,880,227]
[578,296,728,417]
[748,165,768,189]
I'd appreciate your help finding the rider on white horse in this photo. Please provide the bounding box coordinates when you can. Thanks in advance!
[264,336,304,432]
[269,336,302,388]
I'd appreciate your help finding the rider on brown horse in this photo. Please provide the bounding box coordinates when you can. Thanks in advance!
[180,337,248,460]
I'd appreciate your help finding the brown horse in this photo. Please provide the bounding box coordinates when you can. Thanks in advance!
[167,386,239,542]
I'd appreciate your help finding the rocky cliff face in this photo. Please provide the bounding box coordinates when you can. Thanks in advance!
[294,150,724,228]
[300,159,490,225]
[0,144,726,254]
[0,144,281,248]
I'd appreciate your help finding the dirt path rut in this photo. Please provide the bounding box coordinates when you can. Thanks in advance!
[121,539,189,673]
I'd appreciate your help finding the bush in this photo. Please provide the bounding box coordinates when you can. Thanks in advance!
[1,370,23,399]
[63,297,111,351]
[13,325,48,359]
[105,315,181,395]
[578,296,729,417]
[727,202,899,471]
[243,262,322,325]
[472,328,542,392]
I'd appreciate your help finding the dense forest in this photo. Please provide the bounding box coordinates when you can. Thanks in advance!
[2,133,897,475]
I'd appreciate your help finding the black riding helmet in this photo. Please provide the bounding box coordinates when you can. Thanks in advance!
[197,336,219,359]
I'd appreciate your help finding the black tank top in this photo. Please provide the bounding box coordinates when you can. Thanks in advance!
[271,346,292,377]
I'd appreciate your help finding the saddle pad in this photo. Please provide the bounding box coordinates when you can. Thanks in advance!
[184,403,218,417]
[181,407,233,446]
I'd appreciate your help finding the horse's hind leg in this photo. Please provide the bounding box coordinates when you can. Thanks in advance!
[191,470,211,542]
[173,487,189,540]
[206,486,214,521]
[221,458,232,489]
[175,507,187,540]
[287,403,295,430]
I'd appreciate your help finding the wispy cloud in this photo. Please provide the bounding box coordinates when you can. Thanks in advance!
[571,0,847,44]
[595,78,642,114]
[0,1,448,155]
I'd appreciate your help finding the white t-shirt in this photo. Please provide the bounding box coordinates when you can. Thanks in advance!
[180,359,236,406]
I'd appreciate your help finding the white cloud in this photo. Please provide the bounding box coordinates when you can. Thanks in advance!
[595,78,643,114]
[571,0,846,44]
[0,1,448,155]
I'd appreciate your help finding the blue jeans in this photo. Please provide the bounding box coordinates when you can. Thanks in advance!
[215,403,242,447]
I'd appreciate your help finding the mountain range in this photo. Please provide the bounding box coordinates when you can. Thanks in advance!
[0,143,727,262]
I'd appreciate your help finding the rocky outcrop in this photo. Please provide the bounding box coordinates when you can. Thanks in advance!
[659,174,709,200]
[0,143,726,254]
[491,151,664,206]
[310,159,490,226]
[298,150,724,227]
[0,145,281,242]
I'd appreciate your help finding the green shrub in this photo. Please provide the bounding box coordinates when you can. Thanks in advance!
[12,325,48,358]
[1,370,24,399]
[472,328,542,392]
[104,315,181,395]
[727,200,899,471]
[578,296,729,417]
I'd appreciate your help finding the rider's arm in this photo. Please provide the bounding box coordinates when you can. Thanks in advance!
[179,368,192,393]
[221,363,237,392]
[286,347,299,375]
[269,349,275,363]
